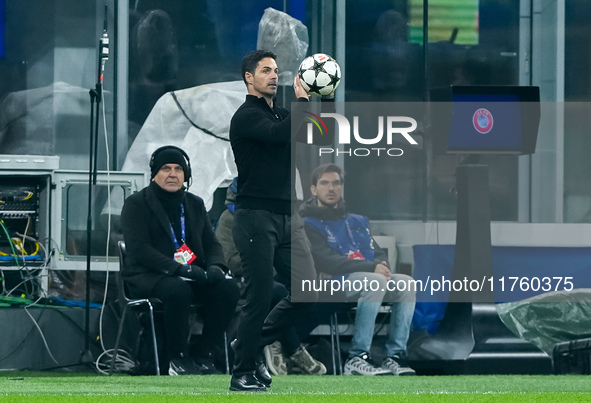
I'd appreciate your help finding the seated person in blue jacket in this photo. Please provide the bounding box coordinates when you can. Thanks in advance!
[121,145,240,375]
[299,163,416,376]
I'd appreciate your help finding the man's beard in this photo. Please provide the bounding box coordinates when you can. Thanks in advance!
[318,198,339,208]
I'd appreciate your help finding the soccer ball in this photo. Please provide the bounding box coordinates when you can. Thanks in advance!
[298,53,341,97]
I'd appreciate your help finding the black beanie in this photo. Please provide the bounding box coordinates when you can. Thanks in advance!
[150,147,190,181]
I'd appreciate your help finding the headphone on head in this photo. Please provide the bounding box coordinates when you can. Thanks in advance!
[149,145,192,185]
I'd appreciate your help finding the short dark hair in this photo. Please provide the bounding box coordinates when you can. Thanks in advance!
[311,163,344,186]
[241,50,277,86]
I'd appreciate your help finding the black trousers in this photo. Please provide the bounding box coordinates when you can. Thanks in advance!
[232,209,318,375]
[151,276,240,360]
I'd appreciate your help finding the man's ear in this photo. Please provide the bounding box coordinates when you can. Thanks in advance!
[245,71,253,85]
[310,185,317,196]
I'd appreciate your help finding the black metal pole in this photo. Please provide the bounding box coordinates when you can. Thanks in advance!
[82,4,109,365]
[82,84,98,364]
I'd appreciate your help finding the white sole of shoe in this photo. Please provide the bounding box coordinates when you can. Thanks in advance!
[343,368,392,376]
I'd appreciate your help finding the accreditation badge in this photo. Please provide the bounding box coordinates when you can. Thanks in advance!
[173,244,196,265]
[347,250,365,260]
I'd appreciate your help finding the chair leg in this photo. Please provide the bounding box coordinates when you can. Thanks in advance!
[330,313,337,375]
[334,312,343,375]
[109,304,129,375]
[223,331,230,374]
[147,302,160,376]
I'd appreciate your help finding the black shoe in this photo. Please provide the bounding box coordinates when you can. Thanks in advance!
[168,353,203,376]
[230,339,272,387]
[194,353,222,375]
[128,361,157,376]
[255,356,272,387]
[229,373,267,392]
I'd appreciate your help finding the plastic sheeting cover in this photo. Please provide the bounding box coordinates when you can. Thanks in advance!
[497,288,591,356]
[257,8,309,86]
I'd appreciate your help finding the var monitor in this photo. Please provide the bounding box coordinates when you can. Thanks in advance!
[430,86,540,155]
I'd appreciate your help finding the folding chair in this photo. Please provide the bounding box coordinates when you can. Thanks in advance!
[110,240,162,375]
[109,240,231,375]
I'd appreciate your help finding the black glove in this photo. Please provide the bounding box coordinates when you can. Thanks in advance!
[206,265,226,285]
[177,265,207,285]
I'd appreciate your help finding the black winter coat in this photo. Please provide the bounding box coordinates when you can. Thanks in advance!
[121,182,227,297]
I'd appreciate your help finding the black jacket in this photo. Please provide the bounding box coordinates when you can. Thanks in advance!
[121,181,227,297]
[230,95,308,214]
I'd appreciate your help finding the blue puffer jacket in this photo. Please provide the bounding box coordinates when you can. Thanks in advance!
[299,197,388,280]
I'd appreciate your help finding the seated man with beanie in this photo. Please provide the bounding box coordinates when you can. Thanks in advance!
[121,145,240,375]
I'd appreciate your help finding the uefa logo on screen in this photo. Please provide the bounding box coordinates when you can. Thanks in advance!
[473,108,494,134]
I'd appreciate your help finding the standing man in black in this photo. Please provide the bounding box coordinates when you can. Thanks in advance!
[121,146,240,375]
[229,50,318,391]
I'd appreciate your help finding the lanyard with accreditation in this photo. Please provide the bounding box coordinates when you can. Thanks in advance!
[171,204,196,265]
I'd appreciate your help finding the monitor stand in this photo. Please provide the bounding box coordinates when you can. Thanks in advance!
[408,161,551,374]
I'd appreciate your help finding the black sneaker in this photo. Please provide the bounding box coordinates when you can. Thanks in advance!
[128,361,157,376]
[194,354,222,375]
[230,373,267,392]
[168,353,203,376]
[343,352,391,376]
[382,354,416,376]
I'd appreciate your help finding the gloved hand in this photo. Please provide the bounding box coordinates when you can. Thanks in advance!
[177,265,207,285]
[206,265,226,285]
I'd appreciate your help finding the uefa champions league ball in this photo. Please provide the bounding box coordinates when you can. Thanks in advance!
[297,53,341,97]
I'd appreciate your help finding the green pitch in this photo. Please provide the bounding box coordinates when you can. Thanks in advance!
[1,373,590,402]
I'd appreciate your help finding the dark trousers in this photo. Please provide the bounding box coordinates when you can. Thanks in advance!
[151,276,240,359]
[232,209,318,375]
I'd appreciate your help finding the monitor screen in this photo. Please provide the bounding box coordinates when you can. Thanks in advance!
[409,0,479,45]
[430,86,540,155]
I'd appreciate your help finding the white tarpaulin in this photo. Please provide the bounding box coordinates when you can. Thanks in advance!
[121,80,245,210]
